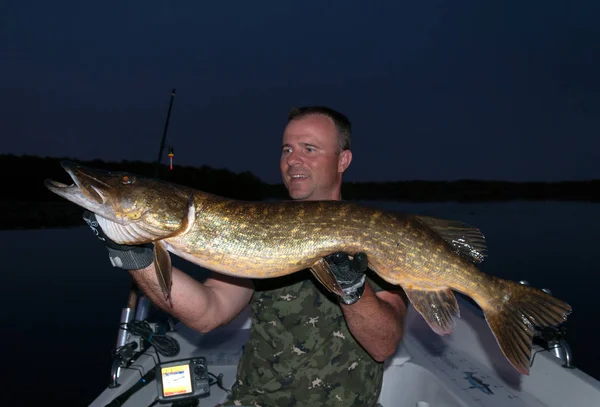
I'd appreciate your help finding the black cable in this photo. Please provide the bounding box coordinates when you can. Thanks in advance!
[104,367,156,407]
[120,320,180,359]
[104,317,182,407]
[108,320,233,407]
[530,343,562,368]
[208,372,231,395]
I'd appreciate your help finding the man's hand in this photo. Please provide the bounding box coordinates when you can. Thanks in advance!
[324,252,369,305]
[83,210,154,271]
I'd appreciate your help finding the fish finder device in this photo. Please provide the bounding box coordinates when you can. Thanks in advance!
[155,357,210,403]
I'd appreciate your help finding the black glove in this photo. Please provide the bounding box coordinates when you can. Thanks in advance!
[324,251,368,305]
[82,210,154,271]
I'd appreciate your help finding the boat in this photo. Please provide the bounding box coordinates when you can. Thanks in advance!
[88,285,600,407]
[88,93,600,406]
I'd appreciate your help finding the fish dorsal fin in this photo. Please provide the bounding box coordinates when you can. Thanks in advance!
[415,215,488,263]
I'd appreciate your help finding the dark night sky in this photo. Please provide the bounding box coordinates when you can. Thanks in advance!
[2,1,599,184]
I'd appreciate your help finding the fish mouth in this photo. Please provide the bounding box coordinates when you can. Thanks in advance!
[44,160,112,209]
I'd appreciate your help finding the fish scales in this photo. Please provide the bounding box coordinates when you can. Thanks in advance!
[167,194,500,307]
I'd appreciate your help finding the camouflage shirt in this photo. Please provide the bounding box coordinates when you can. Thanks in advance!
[221,269,394,407]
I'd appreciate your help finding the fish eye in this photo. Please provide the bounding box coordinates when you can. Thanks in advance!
[122,175,135,184]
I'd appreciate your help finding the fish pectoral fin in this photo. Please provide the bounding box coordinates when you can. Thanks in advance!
[414,215,487,264]
[163,193,197,239]
[309,258,344,297]
[153,240,173,306]
[404,286,460,335]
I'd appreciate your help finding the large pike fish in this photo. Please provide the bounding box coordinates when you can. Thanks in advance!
[45,161,571,376]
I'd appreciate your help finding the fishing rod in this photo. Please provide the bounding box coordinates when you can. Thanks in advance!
[111,88,178,388]
[154,88,177,177]
[135,86,177,317]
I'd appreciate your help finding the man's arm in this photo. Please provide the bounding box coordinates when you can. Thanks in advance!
[130,263,254,334]
[340,283,407,362]
[82,211,254,334]
[324,252,408,362]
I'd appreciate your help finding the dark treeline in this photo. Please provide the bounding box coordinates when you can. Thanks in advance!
[3,153,600,203]
[1,154,267,229]
[265,180,600,202]
[341,179,600,202]
[2,153,598,230]
[3,154,266,202]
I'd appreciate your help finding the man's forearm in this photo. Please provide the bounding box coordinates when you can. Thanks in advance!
[130,265,215,328]
[129,265,233,333]
[340,282,405,362]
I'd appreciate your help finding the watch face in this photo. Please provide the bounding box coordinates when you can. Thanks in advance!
[341,292,361,305]
[340,281,366,305]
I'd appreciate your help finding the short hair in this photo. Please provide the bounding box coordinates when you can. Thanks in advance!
[287,106,352,151]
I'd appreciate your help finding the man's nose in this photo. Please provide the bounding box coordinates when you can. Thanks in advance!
[287,150,302,166]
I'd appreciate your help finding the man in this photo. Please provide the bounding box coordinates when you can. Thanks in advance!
[85,106,408,406]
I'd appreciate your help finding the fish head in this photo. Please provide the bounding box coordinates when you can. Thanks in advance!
[45,161,193,236]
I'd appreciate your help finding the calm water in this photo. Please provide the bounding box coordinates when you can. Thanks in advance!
[2,201,598,406]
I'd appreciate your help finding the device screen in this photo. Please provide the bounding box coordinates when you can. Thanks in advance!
[160,363,193,397]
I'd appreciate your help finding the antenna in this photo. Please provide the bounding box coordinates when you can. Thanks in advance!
[168,146,174,170]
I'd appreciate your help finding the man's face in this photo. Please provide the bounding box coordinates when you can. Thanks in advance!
[280,114,351,201]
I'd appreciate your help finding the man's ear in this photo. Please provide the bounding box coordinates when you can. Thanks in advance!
[338,150,352,173]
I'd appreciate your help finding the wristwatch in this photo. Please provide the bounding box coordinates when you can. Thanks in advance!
[339,281,365,305]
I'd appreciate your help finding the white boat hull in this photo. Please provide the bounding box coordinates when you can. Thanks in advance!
[89,296,600,407]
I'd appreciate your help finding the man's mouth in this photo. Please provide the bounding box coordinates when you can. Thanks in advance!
[289,174,308,180]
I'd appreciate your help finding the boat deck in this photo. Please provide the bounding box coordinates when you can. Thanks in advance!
[89,297,600,407]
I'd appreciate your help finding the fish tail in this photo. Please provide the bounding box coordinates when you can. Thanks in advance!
[479,278,571,375]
